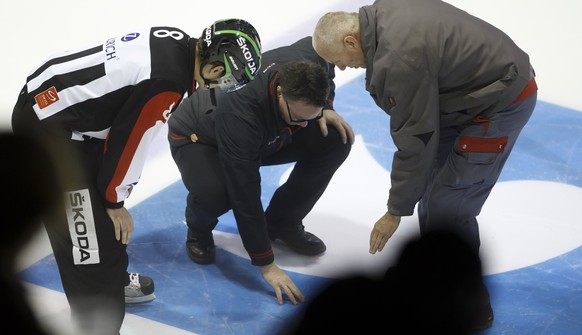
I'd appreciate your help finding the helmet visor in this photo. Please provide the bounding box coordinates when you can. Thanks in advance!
[213,53,253,93]
[214,72,247,93]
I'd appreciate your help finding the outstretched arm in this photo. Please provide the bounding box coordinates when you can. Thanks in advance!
[369,211,401,254]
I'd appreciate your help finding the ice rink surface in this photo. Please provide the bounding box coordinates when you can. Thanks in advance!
[1,1,581,334]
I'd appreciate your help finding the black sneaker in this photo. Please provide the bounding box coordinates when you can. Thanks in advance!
[186,228,216,264]
[125,272,155,304]
[268,225,326,255]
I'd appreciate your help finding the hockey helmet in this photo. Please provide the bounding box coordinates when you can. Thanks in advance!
[200,18,262,92]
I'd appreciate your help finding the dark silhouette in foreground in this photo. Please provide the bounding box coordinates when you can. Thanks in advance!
[0,132,60,334]
[281,230,491,335]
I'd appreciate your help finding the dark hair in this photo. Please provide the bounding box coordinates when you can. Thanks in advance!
[278,60,329,107]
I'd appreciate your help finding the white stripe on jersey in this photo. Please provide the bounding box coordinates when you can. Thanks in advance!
[31,31,152,120]
[113,118,168,201]
[72,128,111,141]
[27,49,104,92]
[33,69,134,120]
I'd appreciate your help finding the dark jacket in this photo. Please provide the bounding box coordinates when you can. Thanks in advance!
[359,0,533,216]
[168,36,336,265]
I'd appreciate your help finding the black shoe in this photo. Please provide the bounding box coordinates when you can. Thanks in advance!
[268,225,326,255]
[471,284,494,331]
[186,228,215,264]
[472,302,494,331]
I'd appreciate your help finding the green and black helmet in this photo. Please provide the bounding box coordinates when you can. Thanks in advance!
[200,18,262,92]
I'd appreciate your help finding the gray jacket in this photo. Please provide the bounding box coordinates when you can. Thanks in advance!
[359,0,532,215]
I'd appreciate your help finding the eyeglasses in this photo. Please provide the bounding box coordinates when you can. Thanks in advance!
[284,96,324,123]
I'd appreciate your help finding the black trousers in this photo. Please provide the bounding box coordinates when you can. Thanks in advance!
[12,87,127,335]
[169,122,351,234]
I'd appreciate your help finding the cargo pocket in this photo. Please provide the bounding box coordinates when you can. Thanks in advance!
[457,136,508,155]
[439,136,509,188]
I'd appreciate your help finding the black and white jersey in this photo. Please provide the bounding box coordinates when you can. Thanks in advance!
[22,26,196,206]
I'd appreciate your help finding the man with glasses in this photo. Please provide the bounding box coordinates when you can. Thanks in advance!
[284,96,324,123]
[168,36,354,305]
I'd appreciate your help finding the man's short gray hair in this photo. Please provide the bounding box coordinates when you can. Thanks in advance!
[313,11,360,53]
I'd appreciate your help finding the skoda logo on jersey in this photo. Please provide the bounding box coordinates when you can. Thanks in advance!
[121,32,140,42]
